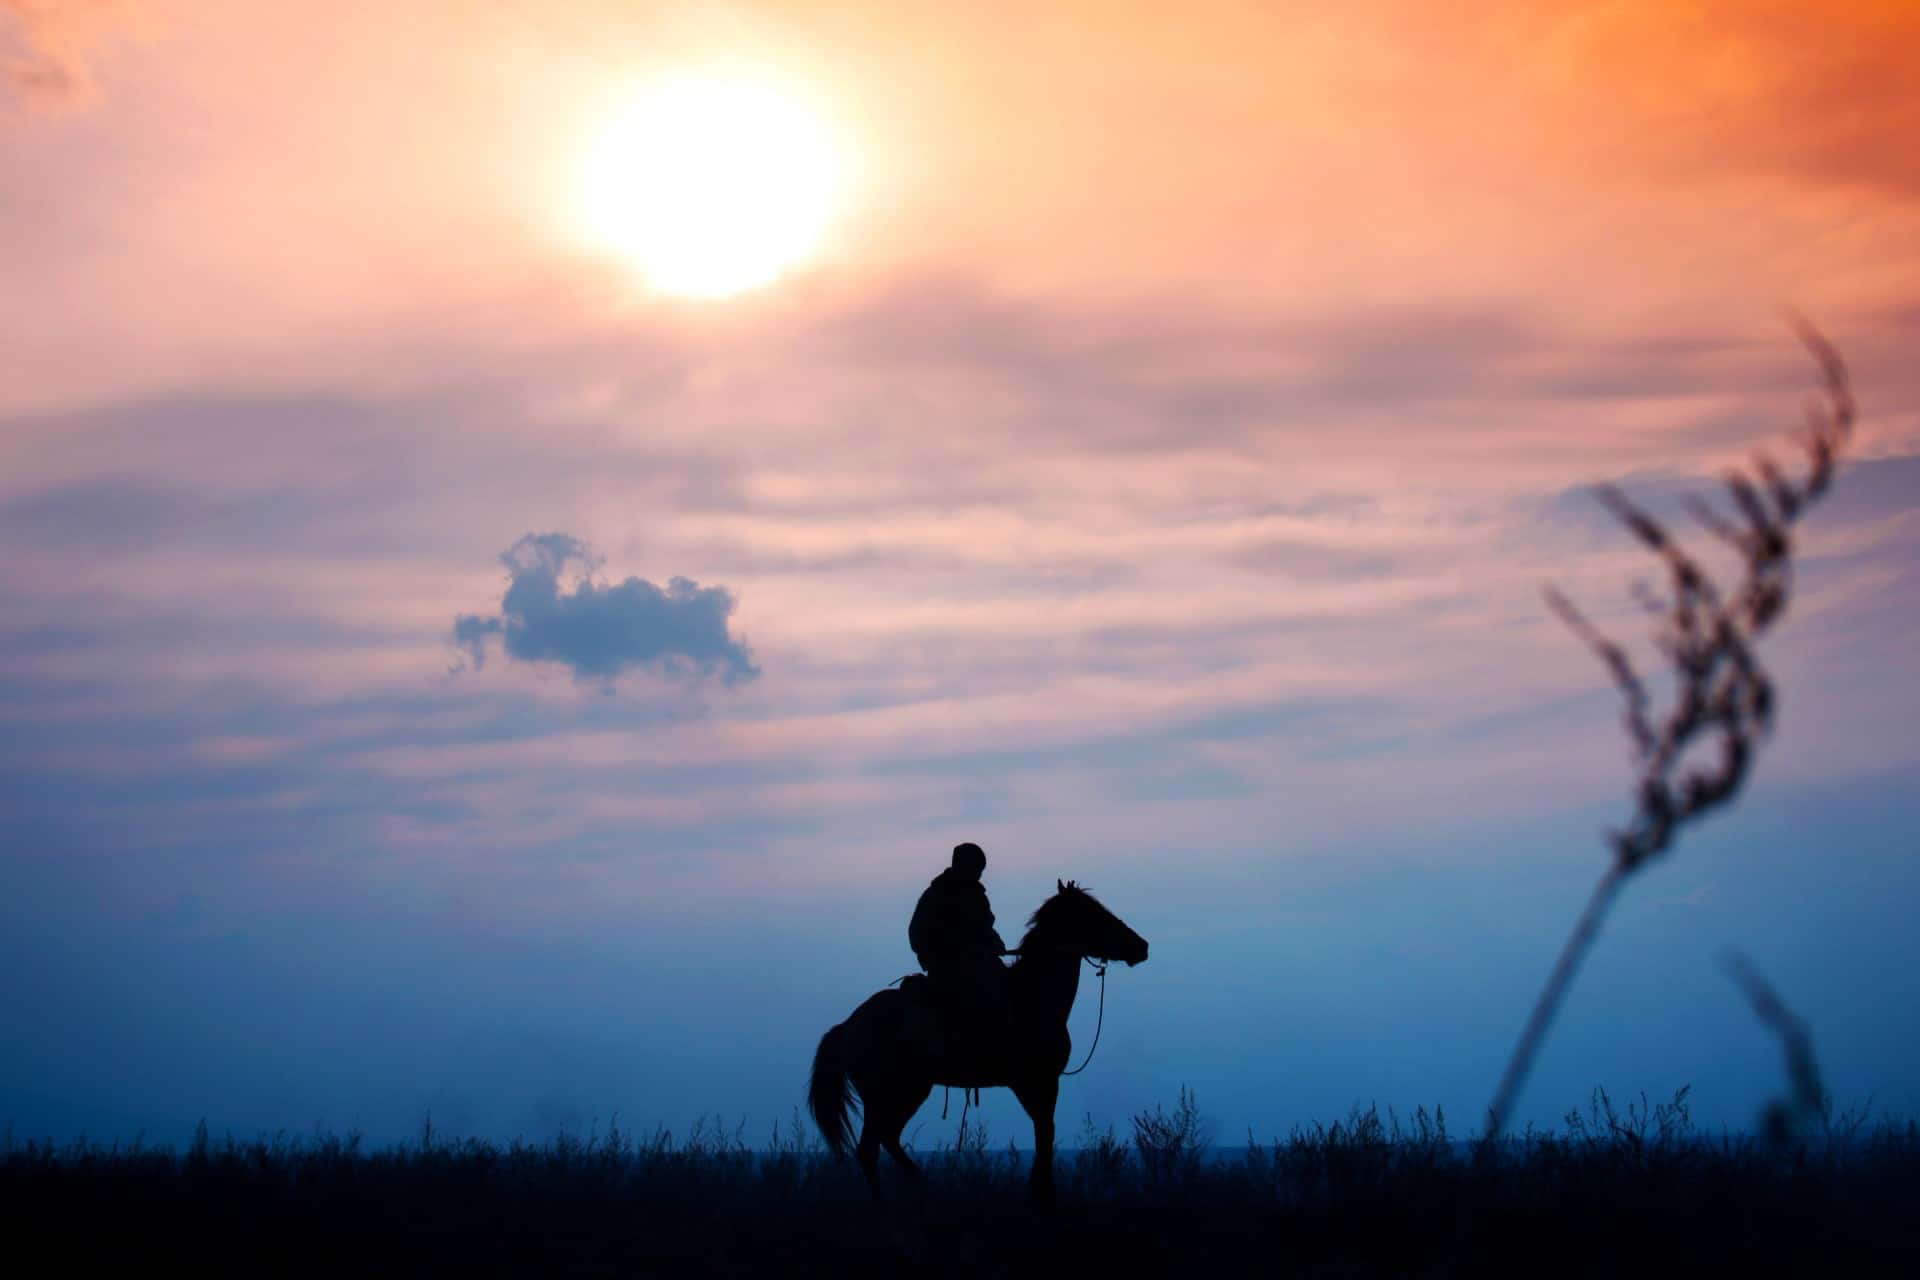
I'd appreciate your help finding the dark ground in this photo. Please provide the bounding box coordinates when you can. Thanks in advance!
[7,1092,1917,1277]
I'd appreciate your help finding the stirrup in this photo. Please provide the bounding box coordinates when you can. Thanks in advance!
[942,1085,986,1125]
[939,1082,984,1121]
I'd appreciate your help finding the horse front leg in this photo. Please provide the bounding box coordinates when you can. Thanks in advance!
[1011,1074,1059,1205]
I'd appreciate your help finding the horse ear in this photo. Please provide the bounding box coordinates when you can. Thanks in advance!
[1057,878,1065,892]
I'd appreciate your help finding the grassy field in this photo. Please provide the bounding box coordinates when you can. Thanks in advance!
[7,1088,1916,1277]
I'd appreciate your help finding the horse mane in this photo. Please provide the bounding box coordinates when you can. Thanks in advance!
[1016,880,1104,954]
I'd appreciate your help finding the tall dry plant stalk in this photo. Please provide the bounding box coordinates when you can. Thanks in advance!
[1485,322,1856,1139]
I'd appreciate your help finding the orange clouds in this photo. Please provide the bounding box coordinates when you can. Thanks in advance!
[3,0,1916,420]
[1510,0,1920,195]
[0,1,1915,907]
[0,0,126,105]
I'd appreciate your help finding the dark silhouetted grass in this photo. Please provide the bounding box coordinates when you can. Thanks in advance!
[6,1090,1916,1276]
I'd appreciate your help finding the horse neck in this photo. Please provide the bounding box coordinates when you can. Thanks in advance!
[1012,932,1082,1023]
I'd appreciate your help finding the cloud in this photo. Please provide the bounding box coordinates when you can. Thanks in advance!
[1,0,120,107]
[1515,0,1920,200]
[452,534,757,687]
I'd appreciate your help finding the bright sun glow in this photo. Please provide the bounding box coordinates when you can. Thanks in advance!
[573,70,853,299]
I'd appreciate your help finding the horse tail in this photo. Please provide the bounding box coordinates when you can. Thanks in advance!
[808,1021,857,1155]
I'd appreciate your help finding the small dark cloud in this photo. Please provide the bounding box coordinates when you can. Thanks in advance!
[452,534,757,687]
[1,0,112,108]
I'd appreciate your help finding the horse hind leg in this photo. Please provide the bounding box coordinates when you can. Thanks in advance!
[855,1114,885,1202]
[879,1083,932,1183]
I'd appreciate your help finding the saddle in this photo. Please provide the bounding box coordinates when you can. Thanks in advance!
[899,964,1010,1069]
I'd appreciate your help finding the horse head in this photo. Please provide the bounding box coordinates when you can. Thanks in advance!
[1025,879,1149,967]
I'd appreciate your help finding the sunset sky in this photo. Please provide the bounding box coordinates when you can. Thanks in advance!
[3,0,1917,1147]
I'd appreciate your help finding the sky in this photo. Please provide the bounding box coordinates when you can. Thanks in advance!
[2,0,1918,1149]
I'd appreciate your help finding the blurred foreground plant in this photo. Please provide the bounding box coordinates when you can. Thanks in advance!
[1725,951,1834,1147]
[1486,323,1856,1138]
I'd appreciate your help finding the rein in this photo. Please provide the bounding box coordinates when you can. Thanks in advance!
[1058,956,1108,1077]
[918,946,1118,1108]
[1003,945,1113,1077]
[940,953,1109,1113]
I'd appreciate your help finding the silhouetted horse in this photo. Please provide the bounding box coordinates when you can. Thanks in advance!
[809,880,1148,1202]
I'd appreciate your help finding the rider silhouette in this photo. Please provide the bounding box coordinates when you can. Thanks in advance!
[909,842,1008,1042]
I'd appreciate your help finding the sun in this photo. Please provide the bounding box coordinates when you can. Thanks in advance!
[572,70,853,299]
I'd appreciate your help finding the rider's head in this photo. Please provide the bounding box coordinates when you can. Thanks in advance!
[951,842,986,879]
